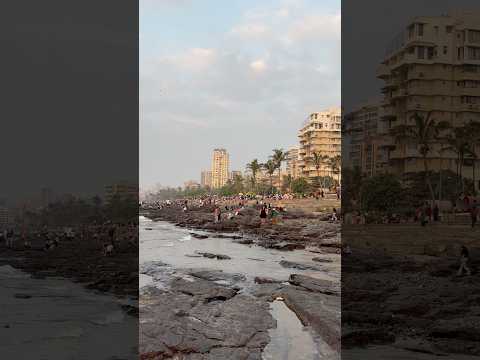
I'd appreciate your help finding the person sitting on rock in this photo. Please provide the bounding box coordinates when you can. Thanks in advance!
[103,242,114,256]
[457,245,471,276]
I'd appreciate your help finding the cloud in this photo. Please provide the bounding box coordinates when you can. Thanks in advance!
[250,59,267,73]
[286,12,341,43]
[159,47,216,71]
[140,0,341,186]
[230,23,270,39]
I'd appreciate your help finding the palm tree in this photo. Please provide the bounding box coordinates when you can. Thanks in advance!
[311,152,329,188]
[442,127,470,194]
[282,174,293,193]
[328,155,342,186]
[263,160,277,194]
[465,121,480,196]
[271,149,287,187]
[246,159,261,189]
[391,111,448,201]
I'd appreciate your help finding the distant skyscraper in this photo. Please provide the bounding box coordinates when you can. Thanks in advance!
[286,147,300,179]
[201,170,212,188]
[211,148,229,188]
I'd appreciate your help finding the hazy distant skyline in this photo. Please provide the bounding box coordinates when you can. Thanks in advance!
[140,0,340,189]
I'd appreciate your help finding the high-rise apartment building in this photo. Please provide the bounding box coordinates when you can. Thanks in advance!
[200,170,212,188]
[286,146,301,179]
[343,101,390,177]
[298,108,341,181]
[377,11,480,186]
[211,148,229,188]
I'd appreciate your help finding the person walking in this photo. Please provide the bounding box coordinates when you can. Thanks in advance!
[457,245,472,276]
[433,203,440,222]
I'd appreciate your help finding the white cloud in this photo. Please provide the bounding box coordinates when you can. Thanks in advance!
[250,59,267,73]
[230,23,270,39]
[287,13,341,42]
[160,47,216,71]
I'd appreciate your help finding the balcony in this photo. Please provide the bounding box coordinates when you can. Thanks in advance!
[376,64,390,79]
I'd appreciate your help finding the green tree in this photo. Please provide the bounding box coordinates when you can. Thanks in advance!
[311,152,329,189]
[291,177,311,195]
[327,155,341,186]
[263,160,277,194]
[391,111,448,201]
[271,149,287,187]
[361,174,404,214]
[246,159,262,188]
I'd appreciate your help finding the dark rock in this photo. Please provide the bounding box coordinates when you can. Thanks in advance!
[312,257,333,263]
[279,260,320,271]
[14,293,32,299]
[254,277,283,284]
[190,233,209,239]
[289,274,340,296]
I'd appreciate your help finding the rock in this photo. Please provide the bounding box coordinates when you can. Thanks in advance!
[289,274,340,296]
[312,257,333,263]
[196,252,232,260]
[140,290,274,359]
[279,260,320,271]
[140,261,168,276]
[170,278,238,303]
[254,277,283,284]
[280,286,340,353]
[234,239,254,245]
[190,233,209,239]
[14,293,32,299]
[189,270,246,283]
[342,328,395,348]
[270,242,306,251]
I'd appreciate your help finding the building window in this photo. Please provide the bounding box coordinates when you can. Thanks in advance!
[468,30,480,43]
[446,26,453,34]
[418,46,425,59]
[418,23,424,36]
[434,26,439,37]
[443,46,448,55]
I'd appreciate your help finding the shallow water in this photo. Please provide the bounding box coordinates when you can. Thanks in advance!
[139,216,340,288]
[139,216,340,359]
[0,265,137,360]
[342,346,480,360]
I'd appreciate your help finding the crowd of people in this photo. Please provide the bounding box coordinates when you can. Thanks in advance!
[0,221,138,257]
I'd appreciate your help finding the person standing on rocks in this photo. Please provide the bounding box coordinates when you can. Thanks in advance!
[457,245,471,276]
[470,200,478,228]
[260,206,267,225]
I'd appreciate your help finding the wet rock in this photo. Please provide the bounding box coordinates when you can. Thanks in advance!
[342,328,395,348]
[289,274,340,296]
[312,257,333,263]
[234,239,254,245]
[14,293,32,299]
[196,252,231,260]
[190,233,209,239]
[269,242,306,251]
[254,277,283,284]
[280,287,340,353]
[279,260,320,271]
[170,278,238,303]
[140,290,274,359]
[189,270,246,283]
[140,261,169,276]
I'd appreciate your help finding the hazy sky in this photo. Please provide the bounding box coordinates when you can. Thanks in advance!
[140,0,341,189]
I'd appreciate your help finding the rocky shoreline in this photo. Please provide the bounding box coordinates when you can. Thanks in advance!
[0,237,138,301]
[140,205,341,359]
[141,204,340,253]
[342,225,480,357]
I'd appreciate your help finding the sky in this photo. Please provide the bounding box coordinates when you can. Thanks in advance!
[140,0,341,189]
